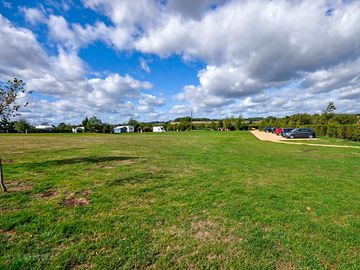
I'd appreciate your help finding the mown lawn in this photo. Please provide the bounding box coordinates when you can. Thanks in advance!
[287,136,360,147]
[0,132,359,269]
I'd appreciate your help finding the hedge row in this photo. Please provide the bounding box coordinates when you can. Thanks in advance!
[259,124,360,141]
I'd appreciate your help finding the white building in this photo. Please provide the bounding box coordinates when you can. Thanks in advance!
[153,126,166,132]
[113,126,135,133]
[72,127,85,133]
[35,125,54,131]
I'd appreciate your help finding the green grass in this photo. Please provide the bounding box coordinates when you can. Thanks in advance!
[0,132,359,269]
[286,136,360,147]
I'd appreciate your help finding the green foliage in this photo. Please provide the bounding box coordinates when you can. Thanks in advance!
[236,116,249,130]
[86,116,103,133]
[54,123,73,133]
[178,117,191,131]
[260,113,360,141]
[128,119,139,131]
[82,116,89,130]
[14,119,31,133]
[0,78,31,123]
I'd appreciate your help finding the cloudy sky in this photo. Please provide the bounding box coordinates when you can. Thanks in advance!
[1,0,360,124]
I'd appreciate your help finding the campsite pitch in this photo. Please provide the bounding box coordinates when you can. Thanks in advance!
[0,132,359,269]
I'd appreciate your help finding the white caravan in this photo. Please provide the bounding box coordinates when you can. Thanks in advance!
[153,126,166,132]
[113,126,135,133]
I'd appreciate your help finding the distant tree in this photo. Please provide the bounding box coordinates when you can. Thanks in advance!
[128,118,139,131]
[82,116,89,131]
[321,102,336,124]
[217,120,224,130]
[54,122,72,133]
[323,102,336,115]
[224,118,235,130]
[86,116,102,132]
[102,124,111,133]
[14,119,31,133]
[0,78,31,129]
[236,116,249,130]
[179,117,191,131]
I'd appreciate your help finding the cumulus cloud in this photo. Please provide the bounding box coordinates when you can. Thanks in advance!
[4,0,360,121]
[21,7,46,25]
[0,14,164,124]
[47,15,114,50]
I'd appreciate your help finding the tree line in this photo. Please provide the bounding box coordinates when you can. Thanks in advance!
[259,102,360,141]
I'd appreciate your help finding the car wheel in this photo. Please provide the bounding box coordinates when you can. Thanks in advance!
[309,135,313,138]
[290,135,294,139]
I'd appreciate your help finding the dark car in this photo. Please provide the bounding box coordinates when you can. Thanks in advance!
[281,128,295,137]
[285,128,315,139]
[264,126,273,133]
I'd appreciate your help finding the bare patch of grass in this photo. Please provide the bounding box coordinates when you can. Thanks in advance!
[5,181,32,192]
[61,190,91,207]
[39,190,58,198]
[275,260,295,270]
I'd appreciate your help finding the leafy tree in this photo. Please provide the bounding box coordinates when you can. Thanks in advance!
[178,117,191,131]
[54,123,73,133]
[86,116,102,132]
[321,102,336,124]
[14,119,31,133]
[82,116,89,130]
[102,124,111,133]
[224,118,234,130]
[236,116,249,130]
[323,102,336,114]
[217,120,224,130]
[0,78,31,131]
[128,119,139,131]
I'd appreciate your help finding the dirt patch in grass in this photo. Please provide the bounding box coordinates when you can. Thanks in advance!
[191,218,241,243]
[61,190,91,207]
[5,181,32,192]
[39,190,58,198]
[0,229,16,237]
[96,164,114,169]
[275,260,295,270]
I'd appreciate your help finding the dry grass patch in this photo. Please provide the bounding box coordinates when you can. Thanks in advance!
[5,181,32,192]
[61,190,91,207]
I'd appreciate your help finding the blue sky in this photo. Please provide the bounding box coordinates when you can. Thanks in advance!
[1,0,360,124]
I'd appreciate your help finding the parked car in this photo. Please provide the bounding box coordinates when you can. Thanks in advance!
[285,128,315,139]
[281,128,295,137]
[275,128,283,135]
[264,126,273,133]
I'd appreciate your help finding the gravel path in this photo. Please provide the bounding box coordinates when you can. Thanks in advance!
[250,130,360,149]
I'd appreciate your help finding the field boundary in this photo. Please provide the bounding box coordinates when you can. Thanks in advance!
[250,130,360,149]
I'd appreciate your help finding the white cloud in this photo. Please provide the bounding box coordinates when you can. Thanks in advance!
[4,0,360,122]
[21,7,46,25]
[0,14,164,124]
[140,58,151,73]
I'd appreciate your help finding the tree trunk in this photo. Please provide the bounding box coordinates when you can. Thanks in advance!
[0,158,7,192]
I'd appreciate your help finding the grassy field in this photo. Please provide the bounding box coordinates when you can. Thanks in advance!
[0,132,359,269]
[287,136,360,147]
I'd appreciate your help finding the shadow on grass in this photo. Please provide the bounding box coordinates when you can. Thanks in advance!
[16,156,139,170]
[109,172,167,186]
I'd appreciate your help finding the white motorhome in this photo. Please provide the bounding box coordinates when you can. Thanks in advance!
[35,125,54,131]
[113,126,135,133]
[153,126,166,132]
[72,127,85,133]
